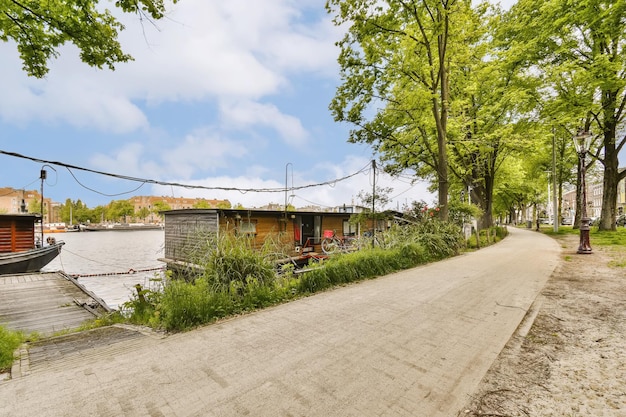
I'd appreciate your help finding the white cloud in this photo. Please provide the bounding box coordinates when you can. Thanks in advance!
[0,0,340,134]
[149,154,434,210]
[89,143,159,178]
[219,100,308,145]
[160,129,249,179]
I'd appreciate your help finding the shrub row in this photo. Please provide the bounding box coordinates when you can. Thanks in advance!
[122,221,471,332]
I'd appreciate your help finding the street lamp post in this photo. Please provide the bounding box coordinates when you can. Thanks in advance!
[573,130,593,254]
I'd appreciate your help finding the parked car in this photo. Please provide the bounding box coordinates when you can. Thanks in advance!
[561,217,573,225]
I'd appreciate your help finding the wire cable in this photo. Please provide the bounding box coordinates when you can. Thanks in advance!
[0,149,371,194]
[66,167,147,196]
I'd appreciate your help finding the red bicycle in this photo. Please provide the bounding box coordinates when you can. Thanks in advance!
[321,230,360,254]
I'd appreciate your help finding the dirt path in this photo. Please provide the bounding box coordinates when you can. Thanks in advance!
[0,227,559,417]
[459,233,626,416]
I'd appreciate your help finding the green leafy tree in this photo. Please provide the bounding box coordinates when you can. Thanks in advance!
[151,200,171,221]
[216,200,232,209]
[60,198,92,224]
[2,0,179,78]
[137,206,150,221]
[326,0,497,222]
[27,198,44,215]
[193,199,213,209]
[446,29,540,228]
[501,0,626,230]
[90,205,106,224]
[108,199,135,222]
[350,186,393,231]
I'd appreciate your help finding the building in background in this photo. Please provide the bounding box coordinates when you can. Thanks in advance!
[562,167,626,221]
[0,188,54,223]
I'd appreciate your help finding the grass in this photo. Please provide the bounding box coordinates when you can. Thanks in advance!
[0,325,23,372]
[545,225,626,267]
[0,220,509,372]
[122,221,475,332]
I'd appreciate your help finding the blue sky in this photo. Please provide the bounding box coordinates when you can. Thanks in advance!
[4,0,594,212]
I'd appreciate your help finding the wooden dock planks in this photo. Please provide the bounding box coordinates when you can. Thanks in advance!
[0,272,111,336]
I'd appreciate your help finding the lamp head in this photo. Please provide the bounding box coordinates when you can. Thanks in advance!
[573,130,593,154]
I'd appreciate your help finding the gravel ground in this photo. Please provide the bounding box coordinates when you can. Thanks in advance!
[459,232,626,416]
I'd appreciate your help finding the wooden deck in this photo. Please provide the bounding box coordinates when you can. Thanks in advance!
[0,272,112,337]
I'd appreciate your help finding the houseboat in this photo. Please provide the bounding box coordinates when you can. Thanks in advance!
[158,208,360,272]
[0,214,64,275]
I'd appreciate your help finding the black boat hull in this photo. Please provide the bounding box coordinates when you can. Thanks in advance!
[0,242,65,275]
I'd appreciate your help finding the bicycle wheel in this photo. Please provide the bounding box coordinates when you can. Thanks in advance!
[344,237,361,251]
[321,237,340,254]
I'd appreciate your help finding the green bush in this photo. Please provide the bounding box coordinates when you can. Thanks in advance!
[297,243,430,295]
[466,226,509,249]
[123,223,471,332]
[0,325,22,372]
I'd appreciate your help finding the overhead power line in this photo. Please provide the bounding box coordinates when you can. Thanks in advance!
[0,149,371,194]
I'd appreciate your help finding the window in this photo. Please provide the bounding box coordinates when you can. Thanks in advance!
[343,220,357,236]
[239,220,257,235]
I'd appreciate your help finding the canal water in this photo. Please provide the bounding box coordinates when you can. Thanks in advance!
[42,230,165,309]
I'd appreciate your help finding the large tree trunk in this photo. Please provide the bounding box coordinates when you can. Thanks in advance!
[599,99,618,231]
[435,5,450,222]
[600,154,618,231]
[473,176,495,229]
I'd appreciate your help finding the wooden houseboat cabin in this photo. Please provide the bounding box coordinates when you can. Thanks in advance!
[160,208,359,268]
[0,214,41,252]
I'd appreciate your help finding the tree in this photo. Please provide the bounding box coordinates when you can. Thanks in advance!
[108,199,134,222]
[501,0,626,230]
[193,199,213,209]
[326,0,483,221]
[216,200,232,209]
[446,33,540,228]
[357,186,393,213]
[60,198,91,224]
[27,198,43,215]
[137,206,150,221]
[350,186,393,232]
[151,200,171,220]
[1,0,178,78]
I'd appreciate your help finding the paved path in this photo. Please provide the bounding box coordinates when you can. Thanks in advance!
[0,227,560,417]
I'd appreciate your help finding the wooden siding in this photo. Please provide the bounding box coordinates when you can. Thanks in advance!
[321,216,348,237]
[163,210,219,261]
[218,211,289,249]
[162,209,355,264]
[0,216,36,253]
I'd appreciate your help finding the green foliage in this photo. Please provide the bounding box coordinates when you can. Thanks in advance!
[121,223,466,332]
[465,226,509,249]
[107,199,135,222]
[448,201,483,226]
[27,198,45,215]
[60,199,94,224]
[151,201,171,220]
[297,244,429,294]
[216,201,232,209]
[1,0,179,78]
[185,233,278,293]
[500,0,626,230]
[193,200,213,209]
[0,325,23,372]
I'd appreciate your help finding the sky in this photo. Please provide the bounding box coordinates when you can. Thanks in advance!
[0,0,527,212]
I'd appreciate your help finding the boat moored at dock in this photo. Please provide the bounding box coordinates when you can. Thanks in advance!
[0,214,64,275]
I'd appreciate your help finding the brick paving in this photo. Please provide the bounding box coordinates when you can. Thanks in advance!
[0,227,560,417]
